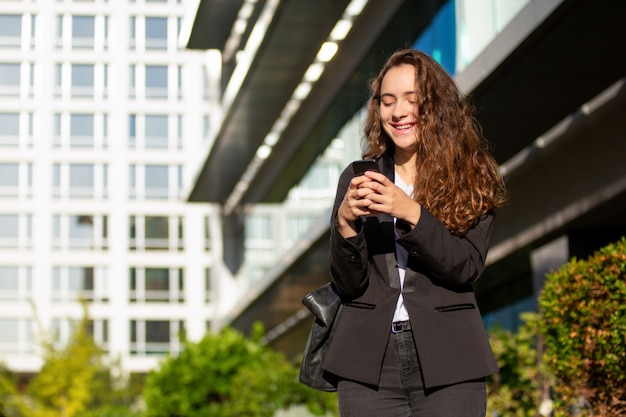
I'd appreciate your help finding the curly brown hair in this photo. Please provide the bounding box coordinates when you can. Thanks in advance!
[363,49,506,235]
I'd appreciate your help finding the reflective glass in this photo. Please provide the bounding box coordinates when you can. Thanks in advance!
[70,114,94,147]
[145,115,168,148]
[0,64,20,96]
[145,65,167,99]
[71,64,94,97]
[72,16,95,49]
[145,165,168,198]
[145,17,167,50]
[0,15,21,48]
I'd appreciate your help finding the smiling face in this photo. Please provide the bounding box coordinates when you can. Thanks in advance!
[379,64,419,154]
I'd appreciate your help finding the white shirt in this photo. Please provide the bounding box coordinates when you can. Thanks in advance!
[392,172,413,323]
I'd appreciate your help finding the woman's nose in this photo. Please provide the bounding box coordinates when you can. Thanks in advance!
[392,101,410,119]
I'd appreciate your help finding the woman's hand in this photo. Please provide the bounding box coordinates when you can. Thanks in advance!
[336,174,377,238]
[336,171,421,238]
[358,171,422,228]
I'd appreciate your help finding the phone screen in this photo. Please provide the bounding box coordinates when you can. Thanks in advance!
[352,159,378,176]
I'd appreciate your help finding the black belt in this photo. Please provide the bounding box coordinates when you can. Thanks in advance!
[391,320,411,333]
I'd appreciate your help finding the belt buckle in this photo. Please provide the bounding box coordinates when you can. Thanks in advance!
[392,321,407,333]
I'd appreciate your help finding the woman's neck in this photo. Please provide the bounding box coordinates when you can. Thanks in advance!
[394,150,417,184]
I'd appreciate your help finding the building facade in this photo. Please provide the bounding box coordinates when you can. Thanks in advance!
[0,0,226,376]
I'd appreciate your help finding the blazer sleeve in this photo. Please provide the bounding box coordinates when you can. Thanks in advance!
[329,166,369,300]
[397,208,495,288]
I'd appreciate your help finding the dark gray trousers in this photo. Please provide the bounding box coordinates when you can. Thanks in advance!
[337,330,487,417]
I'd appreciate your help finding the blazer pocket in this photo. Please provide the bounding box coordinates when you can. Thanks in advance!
[345,301,376,309]
[435,303,476,313]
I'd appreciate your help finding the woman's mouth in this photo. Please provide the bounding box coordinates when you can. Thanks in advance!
[392,123,415,132]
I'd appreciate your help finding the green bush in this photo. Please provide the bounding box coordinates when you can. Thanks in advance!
[487,312,543,417]
[539,237,626,416]
[143,324,338,417]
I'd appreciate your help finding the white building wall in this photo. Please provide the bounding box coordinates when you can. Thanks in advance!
[0,0,223,375]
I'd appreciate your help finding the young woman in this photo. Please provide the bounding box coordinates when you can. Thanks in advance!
[323,49,507,416]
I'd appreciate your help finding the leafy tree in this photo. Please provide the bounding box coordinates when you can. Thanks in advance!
[539,237,626,417]
[0,302,142,417]
[143,323,338,417]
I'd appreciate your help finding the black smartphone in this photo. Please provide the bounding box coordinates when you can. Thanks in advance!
[352,159,378,176]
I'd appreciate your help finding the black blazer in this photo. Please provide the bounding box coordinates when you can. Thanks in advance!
[323,153,498,388]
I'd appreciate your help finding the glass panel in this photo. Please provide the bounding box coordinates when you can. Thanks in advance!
[0,63,20,96]
[68,267,94,300]
[245,214,273,247]
[145,216,168,249]
[129,17,136,50]
[68,215,94,249]
[128,114,136,147]
[129,164,136,198]
[0,319,18,347]
[71,64,94,97]
[145,165,168,199]
[145,268,169,301]
[0,266,19,300]
[0,113,19,147]
[145,17,167,50]
[0,15,21,48]
[72,16,95,49]
[145,115,168,148]
[70,114,94,147]
[0,163,19,197]
[145,321,169,342]
[0,215,18,248]
[69,164,94,198]
[145,65,167,99]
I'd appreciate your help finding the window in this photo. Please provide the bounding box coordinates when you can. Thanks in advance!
[0,266,32,301]
[0,214,31,249]
[130,319,183,355]
[0,63,20,97]
[69,164,94,198]
[204,216,211,250]
[0,162,32,198]
[129,215,183,250]
[145,17,167,50]
[72,16,95,49]
[0,163,19,197]
[52,214,108,250]
[205,268,211,302]
[0,113,20,147]
[129,114,178,149]
[129,164,181,200]
[245,214,273,249]
[70,114,94,147]
[145,115,168,148]
[0,15,21,48]
[52,266,107,302]
[52,318,108,351]
[145,216,168,250]
[55,113,106,149]
[71,64,94,97]
[0,318,32,353]
[145,65,167,99]
[53,163,108,199]
[145,164,168,199]
[286,214,317,244]
[129,16,136,50]
[129,267,184,303]
[103,16,109,50]
[128,115,136,147]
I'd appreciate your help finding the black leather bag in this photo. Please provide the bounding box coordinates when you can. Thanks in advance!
[299,282,343,391]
